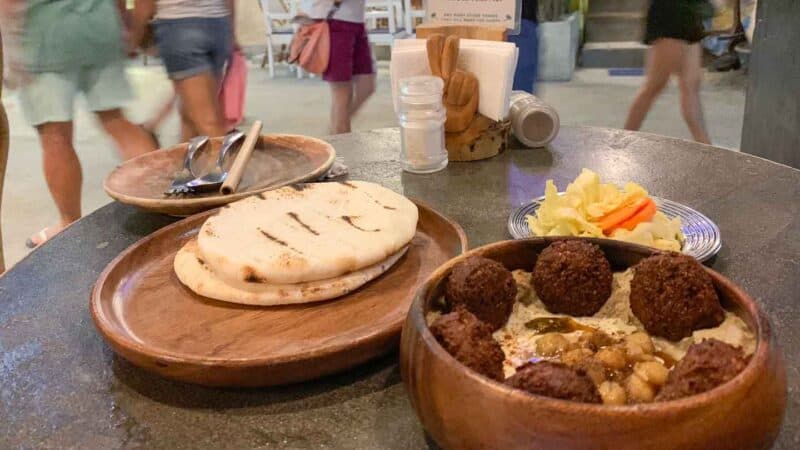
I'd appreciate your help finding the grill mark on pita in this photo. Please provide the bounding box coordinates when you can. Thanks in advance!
[350,186,398,211]
[289,184,307,192]
[244,274,269,283]
[196,257,205,266]
[341,215,380,232]
[287,212,319,235]
[258,228,306,255]
[243,266,269,283]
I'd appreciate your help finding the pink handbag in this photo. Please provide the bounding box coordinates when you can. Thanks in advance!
[218,49,247,130]
[289,21,331,75]
[288,1,342,74]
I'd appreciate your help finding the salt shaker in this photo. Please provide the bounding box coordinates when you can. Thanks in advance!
[509,91,560,148]
[397,76,448,174]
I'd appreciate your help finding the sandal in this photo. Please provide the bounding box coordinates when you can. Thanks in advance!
[25,226,61,249]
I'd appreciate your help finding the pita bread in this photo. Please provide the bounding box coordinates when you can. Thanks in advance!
[197,181,418,285]
[174,239,408,305]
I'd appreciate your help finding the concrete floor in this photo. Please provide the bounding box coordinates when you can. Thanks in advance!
[0,61,746,269]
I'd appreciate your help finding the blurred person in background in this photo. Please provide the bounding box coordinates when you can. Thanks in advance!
[129,0,235,141]
[304,0,375,134]
[624,0,713,144]
[508,0,539,93]
[0,0,158,248]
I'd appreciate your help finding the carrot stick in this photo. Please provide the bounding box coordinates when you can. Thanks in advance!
[595,197,649,234]
[612,199,657,232]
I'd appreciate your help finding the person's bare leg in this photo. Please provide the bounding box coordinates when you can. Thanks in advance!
[95,109,158,160]
[624,39,683,131]
[329,81,354,134]
[678,43,711,144]
[172,72,226,138]
[350,74,376,116]
[180,106,198,142]
[29,121,81,246]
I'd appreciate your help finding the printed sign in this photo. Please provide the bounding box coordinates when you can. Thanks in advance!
[425,0,519,30]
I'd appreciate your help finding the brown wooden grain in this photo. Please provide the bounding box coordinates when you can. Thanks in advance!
[103,134,335,216]
[415,24,507,41]
[0,100,7,274]
[445,118,510,162]
[0,37,6,273]
[91,200,467,387]
[219,120,262,195]
[400,237,787,450]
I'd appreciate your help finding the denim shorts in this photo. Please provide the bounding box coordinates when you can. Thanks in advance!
[153,17,233,80]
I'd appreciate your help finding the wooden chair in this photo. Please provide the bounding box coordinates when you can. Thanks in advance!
[259,0,305,79]
[403,0,425,34]
[365,0,406,47]
[0,31,8,272]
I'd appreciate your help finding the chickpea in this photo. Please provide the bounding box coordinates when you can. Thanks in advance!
[595,346,627,370]
[625,332,655,353]
[578,331,616,351]
[536,333,570,356]
[566,341,584,352]
[560,348,594,366]
[633,361,669,386]
[598,381,627,405]
[625,373,656,403]
[512,270,533,304]
[583,362,607,386]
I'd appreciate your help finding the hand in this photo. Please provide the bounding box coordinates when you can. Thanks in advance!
[443,70,479,133]
[426,34,480,133]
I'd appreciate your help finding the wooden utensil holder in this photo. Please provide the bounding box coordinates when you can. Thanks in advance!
[420,25,510,162]
[446,118,511,162]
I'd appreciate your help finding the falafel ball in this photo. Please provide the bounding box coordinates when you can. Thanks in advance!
[532,240,613,316]
[506,361,602,403]
[445,256,517,330]
[429,308,506,381]
[630,253,725,341]
[656,339,748,401]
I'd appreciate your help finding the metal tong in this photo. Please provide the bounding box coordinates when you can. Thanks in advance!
[164,131,246,196]
[164,136,209,195]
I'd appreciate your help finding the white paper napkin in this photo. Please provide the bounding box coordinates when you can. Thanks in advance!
[390,39,519,122]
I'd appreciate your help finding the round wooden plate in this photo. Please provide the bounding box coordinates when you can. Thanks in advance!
[90,200,467,387]
[104,134,336,216]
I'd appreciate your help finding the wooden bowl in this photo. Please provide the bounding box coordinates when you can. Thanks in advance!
[400,237,787,450]
[104,134,335,216]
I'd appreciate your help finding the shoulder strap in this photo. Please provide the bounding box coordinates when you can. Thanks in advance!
[327,0,343,20]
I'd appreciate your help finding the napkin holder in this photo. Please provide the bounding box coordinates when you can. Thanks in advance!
[421,26,511,162]
[446,117,511,161]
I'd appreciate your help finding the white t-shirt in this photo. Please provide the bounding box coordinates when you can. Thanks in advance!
[156,0,230,19]
[302,0,366,24]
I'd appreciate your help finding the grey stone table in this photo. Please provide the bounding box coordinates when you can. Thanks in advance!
[2,127,799,448]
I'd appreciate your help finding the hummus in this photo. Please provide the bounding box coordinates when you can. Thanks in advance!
[494,269,756,378]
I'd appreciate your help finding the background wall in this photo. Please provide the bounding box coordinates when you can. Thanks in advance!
[741,0,799,168]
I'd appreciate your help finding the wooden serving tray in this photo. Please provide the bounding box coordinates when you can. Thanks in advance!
[104,134,336,216]
[91,200,467,387]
